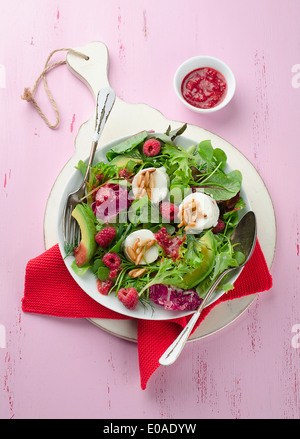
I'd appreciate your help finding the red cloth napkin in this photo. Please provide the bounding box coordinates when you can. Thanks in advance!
[22,241,272,389]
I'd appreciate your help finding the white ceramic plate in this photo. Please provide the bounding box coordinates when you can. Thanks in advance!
[57,133,251,321]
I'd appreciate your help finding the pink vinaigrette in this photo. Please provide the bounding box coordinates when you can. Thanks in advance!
[181,67,227,109]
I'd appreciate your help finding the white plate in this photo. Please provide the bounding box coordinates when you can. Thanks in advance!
[87,135,276,342]
[57,133,251,321]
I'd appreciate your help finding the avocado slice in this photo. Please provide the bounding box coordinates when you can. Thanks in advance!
[109,155,142,168]
[71,204,96,267]
[180,230,216,289]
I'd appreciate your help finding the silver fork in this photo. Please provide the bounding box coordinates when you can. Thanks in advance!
[62,86,116,252]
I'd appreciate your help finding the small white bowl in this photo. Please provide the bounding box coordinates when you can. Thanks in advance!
[173,56,236,113]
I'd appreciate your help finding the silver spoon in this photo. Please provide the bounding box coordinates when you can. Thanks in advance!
[159,210,257,366]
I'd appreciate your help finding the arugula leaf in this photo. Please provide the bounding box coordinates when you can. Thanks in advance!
[153,133,176,147]
[183,235,204,268]
[167,123,187,140]
[196,170,242,201]
[75,160,88,177]
[138,258,189,296]
[196,236,245,297]
[80,202,97,223]
[162,143,196,188]
[155,123,187,146]
[110,223,132,253]
[106,131,148,161]
[84,161,119,204]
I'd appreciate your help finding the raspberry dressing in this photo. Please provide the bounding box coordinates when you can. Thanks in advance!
[155,227,186,260]
[181,67,227,109]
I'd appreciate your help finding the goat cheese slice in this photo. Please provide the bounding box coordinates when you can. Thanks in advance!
[132,167,169,204]
[178,192,219,234]
[123,229,159,264]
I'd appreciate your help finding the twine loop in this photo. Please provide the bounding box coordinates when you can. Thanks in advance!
[21,48,89,129]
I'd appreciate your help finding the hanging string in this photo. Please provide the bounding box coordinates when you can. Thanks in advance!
[21,48,89,129]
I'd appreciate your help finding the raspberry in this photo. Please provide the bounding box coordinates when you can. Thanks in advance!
[118,168,132,180]
[160,202,179,222]
[96,278,114,295]
[95,227,116,248]
[103,252,121,269]
[143,139,161,157]
[95,185,115,205]
[155,227,186,260]
[109,268,119,279]
[117,287,139,310]
[212,219,225,234]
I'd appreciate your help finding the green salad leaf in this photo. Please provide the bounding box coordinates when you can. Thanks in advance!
[71,260,91,275]
[138,258,190,296]
[195,234,245,298]
[197,169,242,201]
[183,235,204,268]
[106,131,148,161]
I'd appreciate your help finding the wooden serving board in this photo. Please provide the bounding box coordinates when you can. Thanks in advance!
[43,41,276,342]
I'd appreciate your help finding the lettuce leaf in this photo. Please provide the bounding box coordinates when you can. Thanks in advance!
[138,258,189,296]
[106,131,148,161]
[196,170,242,201]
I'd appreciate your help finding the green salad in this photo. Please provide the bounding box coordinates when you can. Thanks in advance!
[68,124,246,312]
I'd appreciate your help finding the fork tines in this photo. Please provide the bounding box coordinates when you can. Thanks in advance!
[63,204,81,254]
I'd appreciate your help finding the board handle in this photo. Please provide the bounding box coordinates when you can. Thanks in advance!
[66,41,111,100]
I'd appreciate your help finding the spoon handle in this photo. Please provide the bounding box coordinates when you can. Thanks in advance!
[159,269,231,366]
[159,310,201,366]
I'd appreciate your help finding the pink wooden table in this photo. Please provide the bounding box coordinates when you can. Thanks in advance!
[0,0,299,420]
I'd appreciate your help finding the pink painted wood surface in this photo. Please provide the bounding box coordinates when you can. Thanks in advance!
[0,0,299,419]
